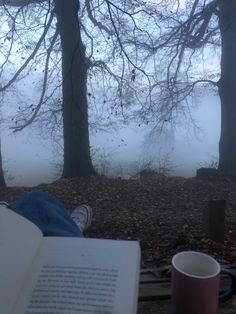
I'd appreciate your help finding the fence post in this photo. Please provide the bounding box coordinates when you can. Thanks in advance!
[203,200,226,243]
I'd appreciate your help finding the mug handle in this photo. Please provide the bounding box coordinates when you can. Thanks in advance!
[219,268,236,303]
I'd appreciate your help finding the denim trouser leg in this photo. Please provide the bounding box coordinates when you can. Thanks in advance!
[8,191,83,237]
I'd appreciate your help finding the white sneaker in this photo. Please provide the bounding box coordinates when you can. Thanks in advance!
[71,204,92,233]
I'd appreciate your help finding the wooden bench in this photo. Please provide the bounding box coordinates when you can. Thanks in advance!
[138,266,236,314]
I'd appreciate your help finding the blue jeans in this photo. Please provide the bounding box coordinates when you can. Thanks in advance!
[8,192,83,237]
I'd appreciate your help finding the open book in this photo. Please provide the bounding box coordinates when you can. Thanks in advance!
[0,205,141,314]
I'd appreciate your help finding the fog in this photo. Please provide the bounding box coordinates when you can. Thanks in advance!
[0,2,222,187]
[2,94,220,186]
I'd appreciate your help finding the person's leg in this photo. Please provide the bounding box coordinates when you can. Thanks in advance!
[8,191,87,237]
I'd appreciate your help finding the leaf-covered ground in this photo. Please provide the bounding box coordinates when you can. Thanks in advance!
[1,175,236,268]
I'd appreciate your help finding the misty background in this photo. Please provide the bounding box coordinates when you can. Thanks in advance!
[2,93,220,186]
[0,0,225,187]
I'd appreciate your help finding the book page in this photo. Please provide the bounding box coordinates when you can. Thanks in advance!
[14,237,140,314]
[0,206,43,314]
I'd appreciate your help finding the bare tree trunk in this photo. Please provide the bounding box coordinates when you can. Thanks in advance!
[218,0,236,175]
[0,139,6,187]
[54,0,95,178]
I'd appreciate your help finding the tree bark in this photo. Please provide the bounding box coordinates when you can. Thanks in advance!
[54,0,95,178]
[218,0,236,175]
[0,139,6,187]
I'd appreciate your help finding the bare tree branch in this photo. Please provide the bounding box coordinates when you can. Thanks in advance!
[85,0,114,36]
[0,8,54,92]
[11,26,59,131]
[0,0,45,7]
